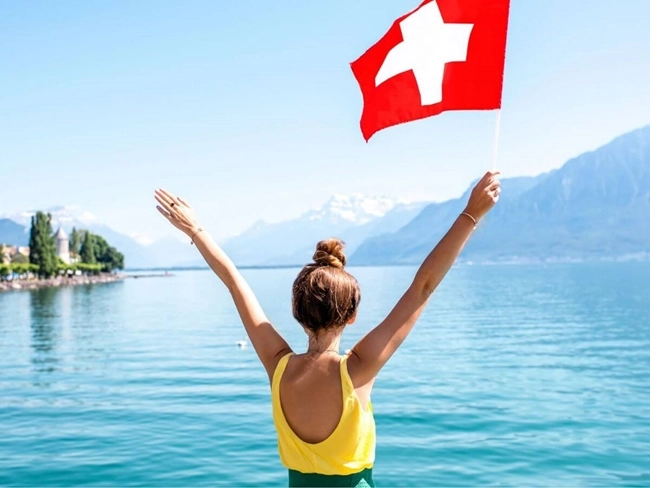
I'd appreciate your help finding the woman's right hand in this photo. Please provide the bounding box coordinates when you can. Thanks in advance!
[463,170,501,223]
[154,188,201,237]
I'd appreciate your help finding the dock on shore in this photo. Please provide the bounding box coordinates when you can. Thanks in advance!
[126,272,175,279]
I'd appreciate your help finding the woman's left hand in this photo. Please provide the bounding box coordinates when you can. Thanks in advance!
[154,188,200,236]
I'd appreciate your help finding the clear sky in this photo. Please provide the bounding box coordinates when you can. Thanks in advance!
[1,0,649,242]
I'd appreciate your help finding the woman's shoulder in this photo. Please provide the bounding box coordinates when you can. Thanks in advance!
[269,348,294,386]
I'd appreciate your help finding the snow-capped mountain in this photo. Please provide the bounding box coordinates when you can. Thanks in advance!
[4,205,99,230]
[305,194,412,225]
[219,195,428,267]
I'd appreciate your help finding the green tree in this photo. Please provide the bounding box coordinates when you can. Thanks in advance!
[92,234,125,272]
[28,212,58,278]
[75,230,124,272]
[11,253,29,264]
[80,232,96,264]
[69,227,81,260]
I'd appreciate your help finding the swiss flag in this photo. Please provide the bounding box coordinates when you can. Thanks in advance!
[351,0,510,141]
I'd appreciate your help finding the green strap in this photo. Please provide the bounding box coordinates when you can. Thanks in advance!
[288,467,375,487]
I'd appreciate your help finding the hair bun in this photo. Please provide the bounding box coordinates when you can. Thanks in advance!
[313,238,346,269]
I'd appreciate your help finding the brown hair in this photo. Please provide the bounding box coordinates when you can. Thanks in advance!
[292,238,361,333]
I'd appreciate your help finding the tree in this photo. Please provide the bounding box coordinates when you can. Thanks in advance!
[80,231,96,264]
[69,227,81,260]
[76,230,124,272]
[28,212,58,278]
[92,234,125,272]
[11,253,29,264]
[103,246,125,271]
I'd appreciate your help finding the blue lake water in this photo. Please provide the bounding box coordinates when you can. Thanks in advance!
[1,263,649,486]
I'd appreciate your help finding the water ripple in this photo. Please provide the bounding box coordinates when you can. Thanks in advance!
[1,263,649,486]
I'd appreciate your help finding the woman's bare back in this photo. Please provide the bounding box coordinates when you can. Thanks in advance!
[279,354,346,444]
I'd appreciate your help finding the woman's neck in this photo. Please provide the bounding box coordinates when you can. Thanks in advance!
[306,330,342,354]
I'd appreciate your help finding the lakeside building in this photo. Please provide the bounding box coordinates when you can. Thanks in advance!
[1,228,72,265]
[1,245,29,265]
[55,227,70,264]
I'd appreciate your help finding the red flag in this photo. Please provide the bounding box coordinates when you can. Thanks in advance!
[351,0,510,141]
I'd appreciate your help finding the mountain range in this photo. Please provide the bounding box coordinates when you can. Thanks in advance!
[218,195,427,267]
[1,124,649,267]
[0,196,427,269]
[352,125,650,264]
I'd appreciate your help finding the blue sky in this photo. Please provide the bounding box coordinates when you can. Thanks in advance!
[1,0,649,242]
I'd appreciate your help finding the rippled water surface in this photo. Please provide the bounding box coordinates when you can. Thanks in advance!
[1,263,649,486]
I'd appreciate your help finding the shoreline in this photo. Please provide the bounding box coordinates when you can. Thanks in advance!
[0,274,125,293]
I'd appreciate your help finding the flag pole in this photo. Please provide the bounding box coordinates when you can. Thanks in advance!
[492,2,510,172]
[491,108,502,171]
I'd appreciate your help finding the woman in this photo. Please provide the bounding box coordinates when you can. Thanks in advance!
[154,170,501,487]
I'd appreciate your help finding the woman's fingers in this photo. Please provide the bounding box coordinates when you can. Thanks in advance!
[475,170,501,191]
[487,180,501,191]
[159,188,182,207]
[154,189,171,204]
[482,170,501,183]
[155,189,192,215]
[157,188,174,199]
[155,193,176,217]
[155,189,175,206]
[466,170,502,221]
[155,189,181,213]
[154,192,170,209]
[156,205,172,220]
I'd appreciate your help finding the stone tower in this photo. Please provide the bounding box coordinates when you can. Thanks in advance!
[55,227,70,264]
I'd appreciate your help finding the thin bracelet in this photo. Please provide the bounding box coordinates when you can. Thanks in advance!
[190,228,204,245]
[460,212,478,229]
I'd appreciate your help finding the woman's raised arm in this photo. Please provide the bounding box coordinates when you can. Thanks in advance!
[155,189,291,381]
[348,171,501,387]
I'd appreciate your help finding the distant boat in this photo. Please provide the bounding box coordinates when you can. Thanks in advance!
[236,340,248,349]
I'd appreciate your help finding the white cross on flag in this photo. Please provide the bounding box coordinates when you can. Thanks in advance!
[351,0,510,141]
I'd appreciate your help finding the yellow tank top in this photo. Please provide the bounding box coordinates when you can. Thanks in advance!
[271,352,376,475]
